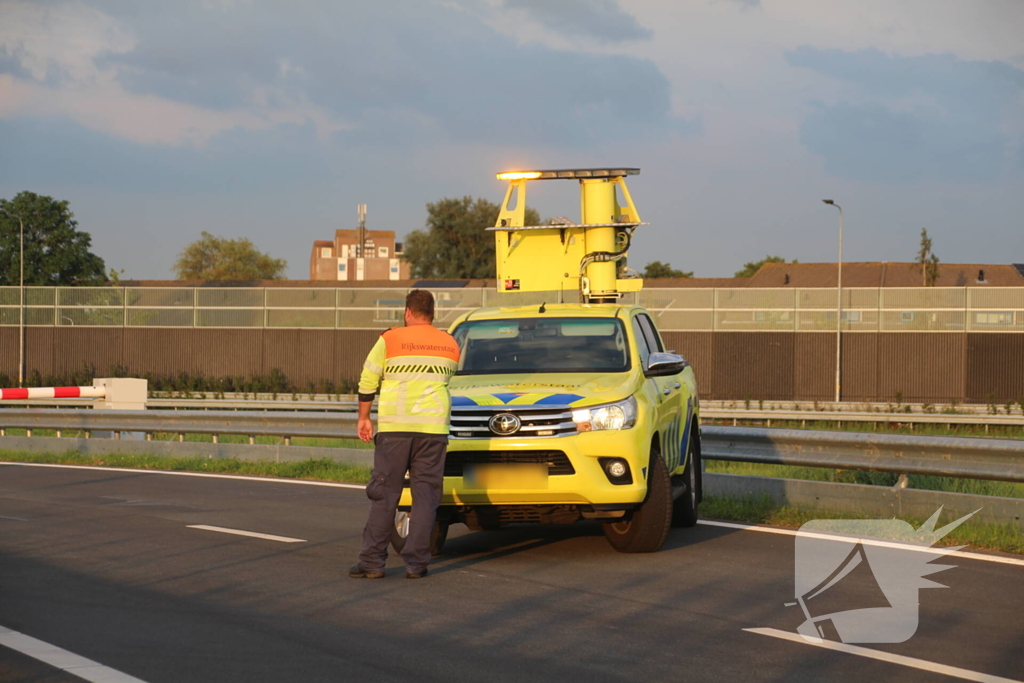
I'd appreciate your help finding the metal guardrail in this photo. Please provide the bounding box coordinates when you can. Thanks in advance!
[704,409,1024,429]
[701,427,1024,484]
[0,398,364,411]
[139,393,1011,413]
[4,397,1022,430]
[704,399,1013,416]
[11,393,1021,412]
[0,409,357,445]
[2,409,1023,483]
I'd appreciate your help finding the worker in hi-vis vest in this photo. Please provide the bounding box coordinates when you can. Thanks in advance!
[350,290,461,579]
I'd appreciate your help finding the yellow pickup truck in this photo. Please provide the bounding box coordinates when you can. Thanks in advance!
[394,168,701,553]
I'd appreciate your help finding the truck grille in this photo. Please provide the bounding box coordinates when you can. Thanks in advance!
[449,406,577,439]
[443,450,575,476]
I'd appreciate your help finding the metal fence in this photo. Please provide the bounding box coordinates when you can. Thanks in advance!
[6,395,1024,430]
[2,407,1023,484]
[2,286,1023,332]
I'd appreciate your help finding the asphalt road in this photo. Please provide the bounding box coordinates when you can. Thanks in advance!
[1,463,1021,683]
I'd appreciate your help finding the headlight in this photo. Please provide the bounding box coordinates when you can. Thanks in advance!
[572,396,638,431]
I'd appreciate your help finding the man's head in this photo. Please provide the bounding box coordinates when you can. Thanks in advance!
[404,289,434,325]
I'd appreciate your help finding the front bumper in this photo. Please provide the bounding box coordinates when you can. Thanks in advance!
[398,428,650,507]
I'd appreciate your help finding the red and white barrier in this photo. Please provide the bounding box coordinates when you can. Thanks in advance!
[0,386,107,400]
[0,378,146,410]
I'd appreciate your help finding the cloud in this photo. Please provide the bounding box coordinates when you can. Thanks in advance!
[786,47,1024,182]
[0,115,333,193]
[0,1,686,150]
[0,0,348,146]
[0,1,135,83]
[711,0,760,9]
[72,0,688,148]
[502,0,652,43]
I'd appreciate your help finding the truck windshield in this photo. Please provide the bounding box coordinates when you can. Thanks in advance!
[452,317,630,375]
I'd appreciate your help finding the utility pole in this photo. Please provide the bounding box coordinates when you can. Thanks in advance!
[822,200,844,404]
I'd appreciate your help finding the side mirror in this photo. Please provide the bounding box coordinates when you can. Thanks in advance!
[645,352,687,377]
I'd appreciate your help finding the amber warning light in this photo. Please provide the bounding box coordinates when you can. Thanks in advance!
[495,168,639,180]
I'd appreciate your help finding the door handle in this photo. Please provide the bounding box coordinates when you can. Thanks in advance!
[672,382,681,389]
[663,388,671,395]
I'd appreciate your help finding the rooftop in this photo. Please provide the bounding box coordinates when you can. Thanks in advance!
[745,262,1024,287]
[117,263,1023,289]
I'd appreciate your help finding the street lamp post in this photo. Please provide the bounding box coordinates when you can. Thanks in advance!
[0,208,26,387]
[822,200,843,403]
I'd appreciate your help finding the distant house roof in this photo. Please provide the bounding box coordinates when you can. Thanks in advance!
[744,262,1024,287]
[643,277,746,288]
[120,279,495,288]
[121,265,1023,289]
[334,229,396,239]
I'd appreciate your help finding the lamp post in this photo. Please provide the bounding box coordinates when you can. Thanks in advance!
[0,208,26,387]
[822,200,843,403]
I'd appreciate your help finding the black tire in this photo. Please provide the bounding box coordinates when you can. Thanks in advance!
[602,446,673,553]
[390,510,450,557]
[672,427,700,528]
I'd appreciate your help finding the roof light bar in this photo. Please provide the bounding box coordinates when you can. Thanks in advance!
[496,168,640,181]
[495,171,543,180]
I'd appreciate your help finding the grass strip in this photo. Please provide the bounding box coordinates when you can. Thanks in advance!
[705,460,1024,499]
[701,494,1024,556]
[705,419,1024,440]
[0,449,372,484]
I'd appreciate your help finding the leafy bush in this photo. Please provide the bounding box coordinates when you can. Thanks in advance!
[10,363,358,395]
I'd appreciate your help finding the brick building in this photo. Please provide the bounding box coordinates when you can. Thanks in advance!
[309,229,411,281]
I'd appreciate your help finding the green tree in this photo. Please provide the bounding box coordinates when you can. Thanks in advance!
[173,231,287,280]
[915,228,940,286]
[734,255,796,278]
[641,261,693,278]
[0,191,106,285]
[403,197,540,279]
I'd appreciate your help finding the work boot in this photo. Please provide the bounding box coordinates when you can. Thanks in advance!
[349,563,385,579]
[405,568,428,579]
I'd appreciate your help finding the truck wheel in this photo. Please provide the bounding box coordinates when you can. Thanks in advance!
[602,447,673,553]
[672,429,700,528]
[390,510,450,557]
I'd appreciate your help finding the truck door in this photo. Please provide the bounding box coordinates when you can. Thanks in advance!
[638,313,686,473]
[632,313,682,472]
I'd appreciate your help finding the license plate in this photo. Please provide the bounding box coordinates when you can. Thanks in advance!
[464,463,549,490]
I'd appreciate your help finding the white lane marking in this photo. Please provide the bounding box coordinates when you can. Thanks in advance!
[698,519,1024,568]
[186,524,306,543]
[0,462,366,489]
[0,514,28,521]
[745,627,1022,683]
[0,624,148,683]
[5,463,1021,567]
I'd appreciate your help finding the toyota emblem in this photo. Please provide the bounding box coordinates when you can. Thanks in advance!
[488,413,521,435]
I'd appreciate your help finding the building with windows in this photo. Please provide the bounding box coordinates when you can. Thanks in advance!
[309,229,411,281]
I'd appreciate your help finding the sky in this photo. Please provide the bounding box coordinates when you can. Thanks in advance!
[0,0,1022,280]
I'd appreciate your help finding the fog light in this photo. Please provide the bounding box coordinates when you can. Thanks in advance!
[598,458,633,485]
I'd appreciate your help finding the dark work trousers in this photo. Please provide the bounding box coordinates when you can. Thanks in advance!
[358,432,447,573]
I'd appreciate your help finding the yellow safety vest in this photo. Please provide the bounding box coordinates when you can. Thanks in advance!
[357,324,461,434]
